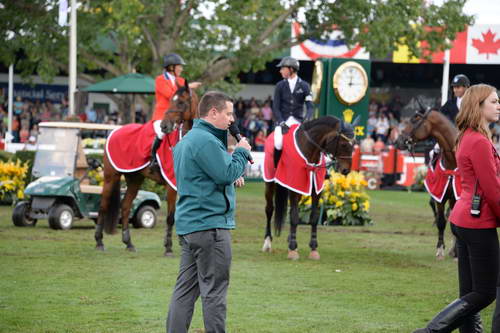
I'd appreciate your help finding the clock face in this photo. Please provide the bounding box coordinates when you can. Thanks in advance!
[333,61,368,105]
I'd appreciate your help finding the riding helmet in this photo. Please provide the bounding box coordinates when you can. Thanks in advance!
[450,74,470,87]
[163,53,186,68]
[276,56,300,71]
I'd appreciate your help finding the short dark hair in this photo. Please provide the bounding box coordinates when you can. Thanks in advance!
[198,91,233,117]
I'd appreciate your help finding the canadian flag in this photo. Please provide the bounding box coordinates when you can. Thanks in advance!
[394,25,500,64]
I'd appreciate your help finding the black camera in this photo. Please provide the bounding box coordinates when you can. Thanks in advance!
[470,194,481,217]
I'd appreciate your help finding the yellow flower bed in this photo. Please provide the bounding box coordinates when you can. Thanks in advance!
[299,170,372,226]
[0,159,30,202]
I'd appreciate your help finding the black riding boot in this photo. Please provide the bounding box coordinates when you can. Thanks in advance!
[150,136,162,167]
[459,313,483,333]
[274,148,282,168]
[413,299,475,333]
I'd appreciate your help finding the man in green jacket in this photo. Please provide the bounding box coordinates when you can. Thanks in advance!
[166,91,252,333]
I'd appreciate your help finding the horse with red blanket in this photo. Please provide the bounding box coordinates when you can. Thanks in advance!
[262,116,356,260]
[397,107,459,259]
[95,82,198,255]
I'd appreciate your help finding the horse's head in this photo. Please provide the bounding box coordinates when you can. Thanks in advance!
[396,106,434,151]
[328,119,356,175]
[302,116,356,176]
[160,80,196,134]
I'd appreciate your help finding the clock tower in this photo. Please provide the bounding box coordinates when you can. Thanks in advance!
[312,58,371,137]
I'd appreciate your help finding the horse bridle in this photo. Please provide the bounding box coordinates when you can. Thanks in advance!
[403,108,432,152]
[167,90,192,114]
[300,121,355,169]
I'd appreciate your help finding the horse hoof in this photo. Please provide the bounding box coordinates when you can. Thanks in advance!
[262,237,272,252]
[287,250,299,260]
[436,247,445,260]
[96,245,105,251]
[308,250,320,260]
[164,251,174,257]
[126,246,137,252]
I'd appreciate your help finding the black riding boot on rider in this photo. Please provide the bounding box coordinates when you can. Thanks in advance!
[150,136,162,169]
[273,148,282,168]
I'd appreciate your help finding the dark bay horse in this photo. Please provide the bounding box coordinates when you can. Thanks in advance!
[396,108,458,259]
[95,82,198,255]
[263,116,356,260]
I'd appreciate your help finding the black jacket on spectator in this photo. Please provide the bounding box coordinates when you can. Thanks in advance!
[440,97,459,124]
[272,77,314,124]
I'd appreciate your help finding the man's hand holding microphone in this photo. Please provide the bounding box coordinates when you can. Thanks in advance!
[229,122,252,188]
[229,122,253,164]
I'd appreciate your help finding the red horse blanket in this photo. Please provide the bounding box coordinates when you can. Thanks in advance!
[424,157,461,203]
[263,124,326,195]
[106,121,179,190]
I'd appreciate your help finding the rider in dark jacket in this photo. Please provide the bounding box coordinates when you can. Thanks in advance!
[440,74,470,124]
[272,56,314,166]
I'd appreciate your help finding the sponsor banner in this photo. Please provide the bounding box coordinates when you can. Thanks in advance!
[0,82,68,103]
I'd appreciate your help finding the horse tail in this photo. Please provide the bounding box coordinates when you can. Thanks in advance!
[273,183,288,236]
[103,180,121,234]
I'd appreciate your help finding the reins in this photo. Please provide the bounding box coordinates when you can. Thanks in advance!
[299,121,355,170]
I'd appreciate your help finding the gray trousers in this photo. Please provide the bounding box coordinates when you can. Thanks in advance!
[166,229,232,333]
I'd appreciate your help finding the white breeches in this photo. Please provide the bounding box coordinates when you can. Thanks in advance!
[274,116,300,150]
[153,120,165,140]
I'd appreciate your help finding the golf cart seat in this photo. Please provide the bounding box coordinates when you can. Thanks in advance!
[79,184,103,194]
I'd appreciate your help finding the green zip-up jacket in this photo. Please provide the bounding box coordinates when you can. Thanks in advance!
[173,119,251,235]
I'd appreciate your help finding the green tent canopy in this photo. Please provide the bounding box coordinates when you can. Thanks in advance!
[82,73,155,94]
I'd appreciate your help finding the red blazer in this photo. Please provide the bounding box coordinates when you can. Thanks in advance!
[450,129,500,229]
[152,74,185,121]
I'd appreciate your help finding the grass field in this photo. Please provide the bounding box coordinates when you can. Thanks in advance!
[0,182,494,333]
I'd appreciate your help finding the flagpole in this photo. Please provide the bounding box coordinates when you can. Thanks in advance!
[7,64,13,143]
[440,49,450,106]
[68,0,77,116]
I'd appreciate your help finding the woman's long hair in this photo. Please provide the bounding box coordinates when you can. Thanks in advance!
[455,84,496,148]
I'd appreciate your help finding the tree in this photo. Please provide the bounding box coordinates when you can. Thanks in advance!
[0,0,473,123]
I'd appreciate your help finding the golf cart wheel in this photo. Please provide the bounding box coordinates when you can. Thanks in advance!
[48,204,74,230]
[12,201,37,227]
[133,205,157,229]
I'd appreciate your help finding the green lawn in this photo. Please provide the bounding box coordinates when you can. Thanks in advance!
[0,183,494,333]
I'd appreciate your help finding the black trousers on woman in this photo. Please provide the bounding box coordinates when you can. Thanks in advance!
[452,224,499,333]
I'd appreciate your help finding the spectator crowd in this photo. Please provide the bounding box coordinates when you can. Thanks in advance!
[2,90,499,152]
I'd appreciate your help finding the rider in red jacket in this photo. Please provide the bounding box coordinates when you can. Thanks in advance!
[150,53,200,166]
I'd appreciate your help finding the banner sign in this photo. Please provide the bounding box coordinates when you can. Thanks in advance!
[0,83,68,103]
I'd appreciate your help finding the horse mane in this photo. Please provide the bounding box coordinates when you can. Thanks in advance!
[302,116,354,139]
[432,110,457,132]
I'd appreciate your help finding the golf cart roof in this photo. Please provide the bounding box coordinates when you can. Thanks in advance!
[38,122,121,131]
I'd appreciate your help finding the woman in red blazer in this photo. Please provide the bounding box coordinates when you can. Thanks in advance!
[414,84,500,333]
[150,53,201,165]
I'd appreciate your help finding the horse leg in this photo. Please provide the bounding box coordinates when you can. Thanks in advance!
[95,166,121,251]
[121,174,144,252]
[164,185,176,257]
[287,193,300,260]
[262,182,275,252]
[435,201,447,260]
[308,191,320,260]
[429,197,437,219]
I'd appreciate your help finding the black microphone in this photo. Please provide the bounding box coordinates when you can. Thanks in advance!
[228,122,254,164]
